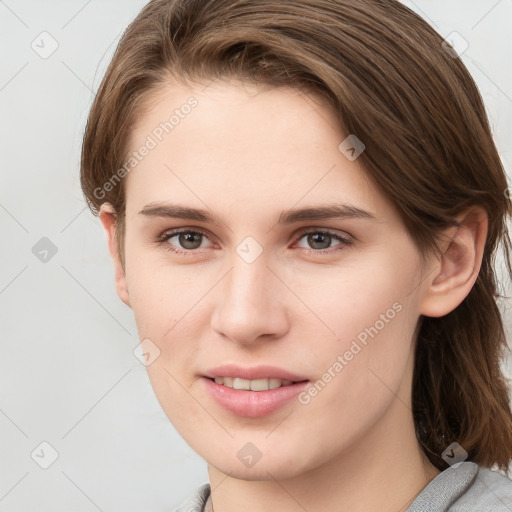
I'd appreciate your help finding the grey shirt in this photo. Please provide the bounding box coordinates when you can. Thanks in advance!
[173,462,512,511]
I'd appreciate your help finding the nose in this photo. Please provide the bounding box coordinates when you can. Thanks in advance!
[210,250,290,346]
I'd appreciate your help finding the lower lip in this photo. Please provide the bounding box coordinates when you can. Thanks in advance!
[203,378,310,418]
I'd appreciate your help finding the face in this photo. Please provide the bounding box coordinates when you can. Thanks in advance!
[111,80,433,480]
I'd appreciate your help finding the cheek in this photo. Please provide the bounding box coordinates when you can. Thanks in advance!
[123,244,212,397]
[298,255,420,409]
[123,238,196,335]
[299,252,419,349]
[144,364,211,446]
[291,304,418,462]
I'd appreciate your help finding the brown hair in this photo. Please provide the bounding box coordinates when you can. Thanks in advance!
[80,0,512,471]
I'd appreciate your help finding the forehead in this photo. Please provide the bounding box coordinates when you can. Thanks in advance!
[123,80,385,222]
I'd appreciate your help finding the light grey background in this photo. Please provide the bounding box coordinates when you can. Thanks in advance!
[1,1,511,511]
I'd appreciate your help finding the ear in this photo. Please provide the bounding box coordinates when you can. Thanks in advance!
[419,206,488,318]
[99,203,131,308]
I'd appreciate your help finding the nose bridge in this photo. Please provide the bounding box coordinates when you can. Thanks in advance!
[211,241,287,344]
[225,247,272,313]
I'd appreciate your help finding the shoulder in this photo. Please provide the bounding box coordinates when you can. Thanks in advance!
[172,483,211,512]
[408,462,512,512]
[450,464,512,511]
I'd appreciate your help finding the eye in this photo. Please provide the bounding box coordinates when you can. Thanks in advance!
[156,229,213,254]
[294,229,352,254]
[155,227,352,255]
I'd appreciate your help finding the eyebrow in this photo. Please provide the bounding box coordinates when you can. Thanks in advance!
[138,202,377,225]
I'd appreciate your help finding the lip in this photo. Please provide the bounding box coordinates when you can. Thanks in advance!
[202,378,310,417]
[203,364,308,382]
[201,364,310,418]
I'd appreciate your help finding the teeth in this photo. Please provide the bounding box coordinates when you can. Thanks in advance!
[269,378,282,390]
[234,377,251,390]
[213,377,295,390]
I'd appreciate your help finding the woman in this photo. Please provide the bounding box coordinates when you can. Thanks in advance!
[80,0,512,510]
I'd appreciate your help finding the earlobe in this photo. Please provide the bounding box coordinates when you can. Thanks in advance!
[99,203,131,308]
[419,206,488,318]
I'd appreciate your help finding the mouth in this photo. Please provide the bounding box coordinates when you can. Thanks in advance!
[201,365,310,417]
[201,364,310,416]
[207,376,306,390]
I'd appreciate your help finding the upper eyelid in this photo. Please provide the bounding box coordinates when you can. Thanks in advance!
[159,226,214,242]
[295,226,351,238]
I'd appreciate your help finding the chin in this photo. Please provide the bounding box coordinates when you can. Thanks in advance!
[212,460,307,482]
[203,443,320,482]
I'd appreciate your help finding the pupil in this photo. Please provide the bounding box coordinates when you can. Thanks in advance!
[180,232,201,249]
[309,233,330,250]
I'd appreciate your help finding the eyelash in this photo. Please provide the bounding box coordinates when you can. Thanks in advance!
[154,227,352,256]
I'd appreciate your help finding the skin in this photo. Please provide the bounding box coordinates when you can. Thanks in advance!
[99,80,488,512]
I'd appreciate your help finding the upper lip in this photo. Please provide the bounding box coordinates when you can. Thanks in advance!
[203,364,309,382]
